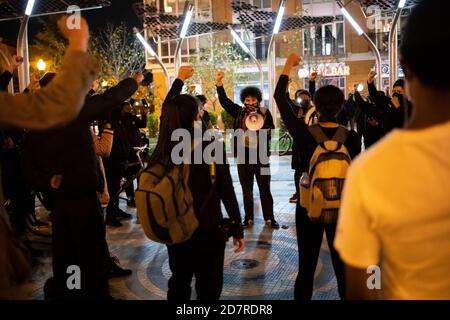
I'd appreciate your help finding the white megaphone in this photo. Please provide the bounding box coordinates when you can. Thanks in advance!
[245,111,264,131]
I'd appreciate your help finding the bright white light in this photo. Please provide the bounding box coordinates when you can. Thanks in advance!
[179,7,194,39]
[398,0,407,8]
[37,59,46,71]
[136,32,157,57]
[273,3,285,35]
[229,27,250,53]
[298,68,309,78]
[341,7,364,36]
[25,0,36,16]
[101,81,108,87]
[357,84,364,92]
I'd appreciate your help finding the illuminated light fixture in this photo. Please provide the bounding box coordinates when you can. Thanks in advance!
[101,80,108,87]
[229,26,250,54]
[340,7,364,36]
[37,59,46,71]
[179,5,194,39]
[357,83,364,92]
[398,0,407,8]
[272,0,286,35]
[25,0,36,16]
[136,32,157,57]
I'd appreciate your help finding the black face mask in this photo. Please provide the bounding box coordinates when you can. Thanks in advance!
[393,93,404,106]
[244,102,259,112]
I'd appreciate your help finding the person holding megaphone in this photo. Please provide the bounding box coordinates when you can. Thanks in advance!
[216,71,279,229]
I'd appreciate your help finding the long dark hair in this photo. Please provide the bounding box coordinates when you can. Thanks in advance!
[148,94,199,169]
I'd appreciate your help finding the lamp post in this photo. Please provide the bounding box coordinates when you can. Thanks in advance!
[135,29,171,90]
[336,0,382,89]
[174,1,194,78]
[389,0,406,88]
[17,0,36,92]
[267,0,285,127]
[228,26,264,94]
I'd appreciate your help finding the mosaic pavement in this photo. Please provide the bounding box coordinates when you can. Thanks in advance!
[24,156,339,300]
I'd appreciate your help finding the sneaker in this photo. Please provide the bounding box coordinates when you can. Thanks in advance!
[289,193,298,203]
[105,213,123,227]
[242,219,253,228]
[265,219,280,229]
[115,208,132,220]
[109,256,132,278]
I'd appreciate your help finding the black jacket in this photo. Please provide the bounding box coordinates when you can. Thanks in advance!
[23,78,138,198]
[162,79,244,239]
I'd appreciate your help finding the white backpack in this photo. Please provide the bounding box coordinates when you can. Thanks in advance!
[300,125,351,224]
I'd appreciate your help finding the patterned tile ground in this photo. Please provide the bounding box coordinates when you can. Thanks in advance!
[24,156,339,300]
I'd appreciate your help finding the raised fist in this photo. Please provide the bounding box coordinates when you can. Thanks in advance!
[368,71,377,84]
[309,71,318,82]
[178,65,194,81]
[286,54,301,67]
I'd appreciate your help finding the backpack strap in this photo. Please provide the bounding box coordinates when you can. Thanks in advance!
[308,125,329,145]
[332,126,349,145]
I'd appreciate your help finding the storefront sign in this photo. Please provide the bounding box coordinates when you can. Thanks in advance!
[299,63,350,78]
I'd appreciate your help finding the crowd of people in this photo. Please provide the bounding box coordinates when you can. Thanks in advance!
[0,0,449,300]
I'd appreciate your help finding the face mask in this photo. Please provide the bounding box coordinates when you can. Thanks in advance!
[244,102,259,111]
[300,99,310,108]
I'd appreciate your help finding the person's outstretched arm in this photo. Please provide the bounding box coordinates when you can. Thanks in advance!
[215,71,240,118]
[309,71,317,97]
[274,54,308,138]
[162,66,194,110]
[79,74,142,121]
[0,16,99,130]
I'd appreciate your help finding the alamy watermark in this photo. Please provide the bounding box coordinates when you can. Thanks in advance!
[367,265,381,290]
[170,127,282,176]
[66,5,81,29]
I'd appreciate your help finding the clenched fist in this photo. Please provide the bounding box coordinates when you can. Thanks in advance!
[368,71,377,84]
[178,65,194,82]
[216,71,225,86]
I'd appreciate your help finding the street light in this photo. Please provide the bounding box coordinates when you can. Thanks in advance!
[340,7,364,36]
[37,59,46,71]
[272,0,286,35]
[135,29,171,89]
[136,32,157,57]
[336,0,382,89]
[267,0,286,128]
[228,26,264,93]
[25,0,36,16]
[174,2,194,76]
[398,0,407,9]
[389,0,406,89]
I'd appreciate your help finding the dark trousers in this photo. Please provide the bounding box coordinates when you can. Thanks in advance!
[103,159,128,214]
[237,163,274,221]
[50,192,110,299]
[294,169,301,195]
[294,205,345,300]
[167,230,226,301]
[125,164,140,201]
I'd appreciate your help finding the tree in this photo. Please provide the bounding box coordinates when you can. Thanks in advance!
[90,23,145,84]
[186,36,250,113]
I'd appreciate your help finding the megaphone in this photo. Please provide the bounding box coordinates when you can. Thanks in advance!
[245,111,264,131]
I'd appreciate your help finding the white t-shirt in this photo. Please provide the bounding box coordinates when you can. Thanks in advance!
[334,120,450,300]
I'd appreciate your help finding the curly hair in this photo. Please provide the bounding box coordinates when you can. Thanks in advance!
[240,86,262,103]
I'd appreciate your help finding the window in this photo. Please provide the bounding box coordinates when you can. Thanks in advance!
[303,19,345,57]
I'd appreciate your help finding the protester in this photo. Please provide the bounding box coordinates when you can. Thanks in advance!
[335,0,450,300]
[275,53,361,300]
[0,15,98,300]
[149,66,245,300]
[216,71,279,229]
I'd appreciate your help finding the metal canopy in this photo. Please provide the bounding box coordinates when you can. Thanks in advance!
[133,1,335,39]
[357,0,419,12]
[0,0,111,19]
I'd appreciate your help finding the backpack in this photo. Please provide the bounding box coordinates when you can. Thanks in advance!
[135,163,197,245]
[300,125,351,224]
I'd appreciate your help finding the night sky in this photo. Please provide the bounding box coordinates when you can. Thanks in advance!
[0,0,143,44]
